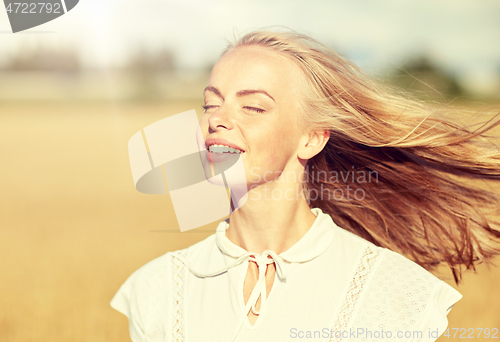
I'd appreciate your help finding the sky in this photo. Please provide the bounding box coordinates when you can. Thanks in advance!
[0,0,499,80]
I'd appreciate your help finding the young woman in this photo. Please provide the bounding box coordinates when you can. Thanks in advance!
[111,29,500,341]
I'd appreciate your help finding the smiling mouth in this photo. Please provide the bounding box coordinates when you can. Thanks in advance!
[207,144,245,154]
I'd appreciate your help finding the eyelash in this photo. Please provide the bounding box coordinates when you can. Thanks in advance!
[244,106,265,113]
[202,105,265,113]
[202,105,215,111]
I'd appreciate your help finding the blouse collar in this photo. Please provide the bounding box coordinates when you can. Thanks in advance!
[215,207,336,264]
[172,207,337,342]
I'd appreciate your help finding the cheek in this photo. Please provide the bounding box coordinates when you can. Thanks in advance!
[199,115,209,132]
[255,133,296,168]
[272,123,299,153]
[198,116,213,144]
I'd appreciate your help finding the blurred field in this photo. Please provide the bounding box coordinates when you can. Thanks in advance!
[0,102,499,342]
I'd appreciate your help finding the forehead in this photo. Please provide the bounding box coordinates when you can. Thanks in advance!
[208,45,303,98]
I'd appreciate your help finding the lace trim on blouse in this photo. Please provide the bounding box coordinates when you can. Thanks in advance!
[329,245,381,342]
[172,252,187,341]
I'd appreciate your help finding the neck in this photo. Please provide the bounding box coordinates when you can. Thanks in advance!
[226,180,317,255]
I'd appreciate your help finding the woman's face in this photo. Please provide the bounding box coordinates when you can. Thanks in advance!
[198,45,307,190]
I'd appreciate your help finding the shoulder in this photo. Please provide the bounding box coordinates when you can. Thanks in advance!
[378,249,462,338]
[326,222,462,340]
[346,244,462,340]
[117,232,217,290]
[329,222,455,295]
[109,233,217,340]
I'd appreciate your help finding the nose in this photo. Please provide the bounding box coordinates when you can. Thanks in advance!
[208,105,232,133]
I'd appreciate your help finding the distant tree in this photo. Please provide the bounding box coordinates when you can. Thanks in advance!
[128,48,175,75]
[388,56,465,100]
[127,48,176,100]
[4,45,80,73]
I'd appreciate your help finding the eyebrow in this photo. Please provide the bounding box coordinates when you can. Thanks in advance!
[204,86,275,102]
[204,86,224,100]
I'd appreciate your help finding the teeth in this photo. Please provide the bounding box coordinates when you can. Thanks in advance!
[208,144,243,154]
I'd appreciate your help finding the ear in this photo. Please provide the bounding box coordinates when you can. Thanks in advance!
[297,129,330,160]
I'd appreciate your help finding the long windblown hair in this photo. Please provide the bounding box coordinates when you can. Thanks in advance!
[223,29,500,283]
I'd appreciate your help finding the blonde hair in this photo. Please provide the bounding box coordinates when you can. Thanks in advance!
[223,29,500,283]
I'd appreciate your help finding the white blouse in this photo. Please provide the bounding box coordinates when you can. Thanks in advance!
[111,207,462,342]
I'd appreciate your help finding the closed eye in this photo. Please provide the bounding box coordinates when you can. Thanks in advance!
[202,105,218,112]
[244,106,265,113]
